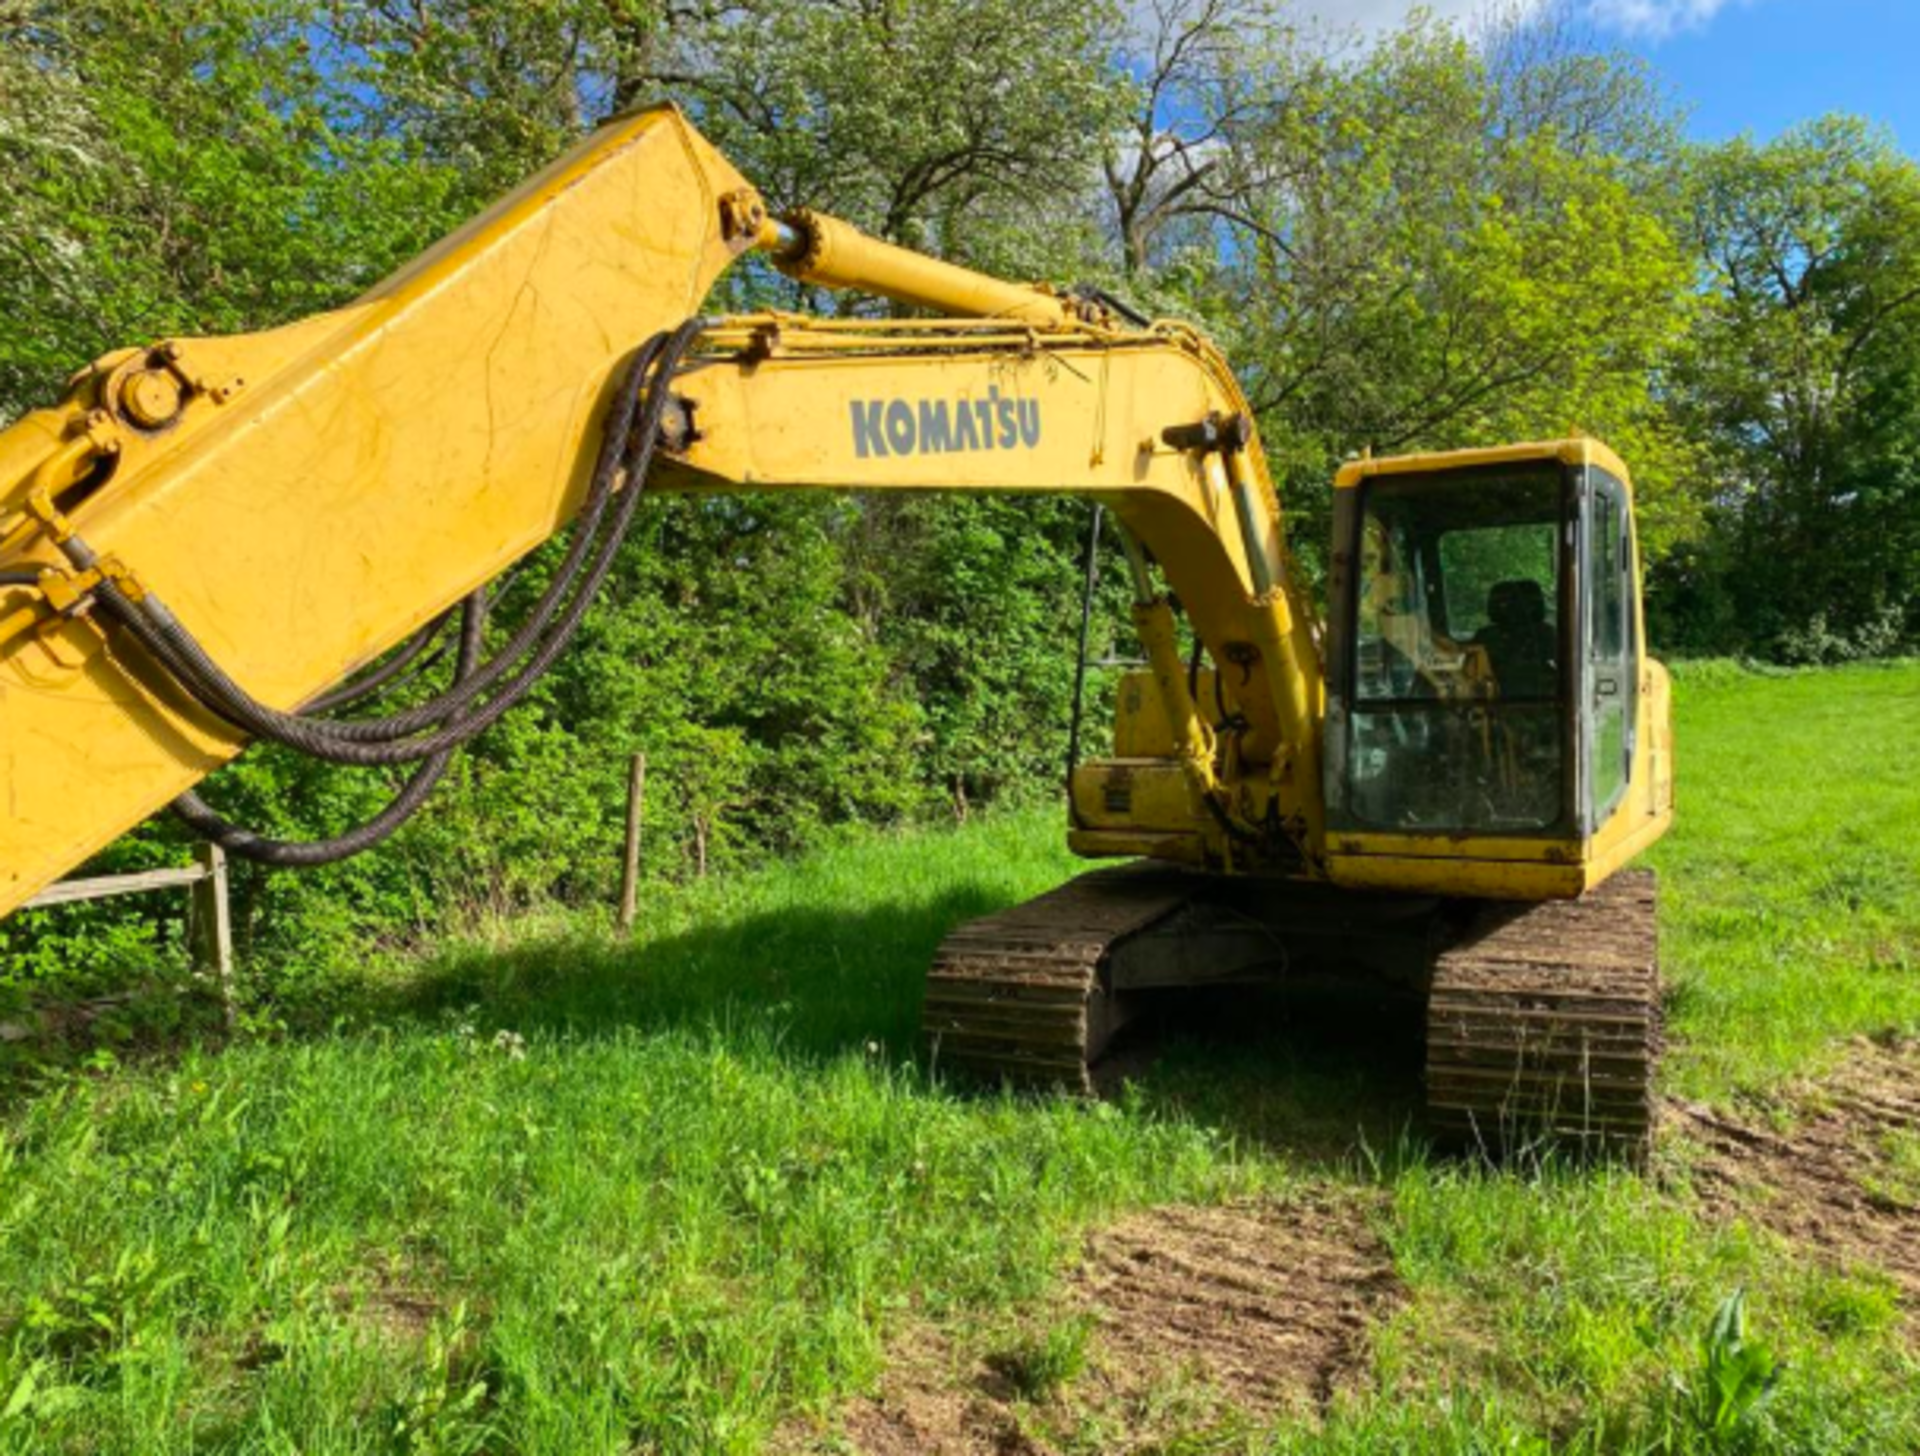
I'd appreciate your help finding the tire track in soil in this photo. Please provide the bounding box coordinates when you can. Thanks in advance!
[1668,1036,1920,1318]
[805,1194,1402,1455]
[1073,1195,1402,1413]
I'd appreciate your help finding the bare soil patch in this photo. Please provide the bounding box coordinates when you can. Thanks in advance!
[791,1193,1401,1454]
[1070,1194,1401,1414]
[827,1325,1041,1456]
[332,1248,451,1344]
[1668,1035,1920,1310]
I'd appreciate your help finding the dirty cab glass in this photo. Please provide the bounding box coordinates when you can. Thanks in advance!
[1349,464,1565,832]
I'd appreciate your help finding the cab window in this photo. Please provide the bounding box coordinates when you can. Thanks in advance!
[1348,464,1567,833]
[1583,467,1636,824]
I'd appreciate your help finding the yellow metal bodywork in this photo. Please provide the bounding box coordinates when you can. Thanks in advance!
[0,106,761,916]
[652,314,1324,872]
[0,106,1669,923]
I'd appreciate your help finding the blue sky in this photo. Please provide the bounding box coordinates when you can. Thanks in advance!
[1634,0,1917,146]
[1303,0,1918,149]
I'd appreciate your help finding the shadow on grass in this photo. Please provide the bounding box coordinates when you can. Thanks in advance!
[1113,981,1430,1169]
[368,892,1429,1172]
[0,975,229,1106]
[3,884,1433,1173]
[364,887,1008,1063]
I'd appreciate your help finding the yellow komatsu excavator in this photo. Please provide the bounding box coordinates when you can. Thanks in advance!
[0,106,1673,1150]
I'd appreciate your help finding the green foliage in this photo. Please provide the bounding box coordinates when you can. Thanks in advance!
[1107,6,1703,568]
[2,0,1917,995]
[0,816,1276,1452]
[1672,1290,1783,1447]
[1658,117,1920,658]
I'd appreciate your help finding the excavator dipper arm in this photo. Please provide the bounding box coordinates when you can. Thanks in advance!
[0,107,762,916]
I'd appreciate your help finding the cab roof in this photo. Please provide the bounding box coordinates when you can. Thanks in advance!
[1332,437,1631,492]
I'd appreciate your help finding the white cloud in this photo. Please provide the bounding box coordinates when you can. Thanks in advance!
[1281,0,1742,40]
[1582,0,1742,38]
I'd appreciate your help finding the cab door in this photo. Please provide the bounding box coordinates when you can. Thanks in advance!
[1580,466,1637,832]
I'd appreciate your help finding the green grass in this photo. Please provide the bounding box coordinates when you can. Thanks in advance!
[0,661,1917,1452]
[1651,659,1920,1099]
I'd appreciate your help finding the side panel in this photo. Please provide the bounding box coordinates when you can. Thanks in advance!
[0,107,756,916]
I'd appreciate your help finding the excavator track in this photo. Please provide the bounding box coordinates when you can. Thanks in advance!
[1425,869,1661,1157]
[922,866,1192,1092]
[923,862,1663,1157]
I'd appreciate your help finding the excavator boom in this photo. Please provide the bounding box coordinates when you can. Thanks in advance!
[0,107,758,916]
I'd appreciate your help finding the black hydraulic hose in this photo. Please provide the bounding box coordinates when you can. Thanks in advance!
[113,327,672,749]
[1202,785,1264,847]
[285,329,678,742]
[309,556,531,717]
[303,605,457,714]
[169,588,488,866]
[86,320,703,768]
[1064,502,1104,795]
[83,332,660,753]
[0,570,42,587]
[1070,283,1152,329]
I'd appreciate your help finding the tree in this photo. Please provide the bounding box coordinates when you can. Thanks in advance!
[1121,12,1699,570]
[1667,117,1920,655]
[0,0,474,422]
[1100,0,1314,281]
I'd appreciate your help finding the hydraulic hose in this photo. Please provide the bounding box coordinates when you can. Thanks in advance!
[170,588,488,866]
[306,556,532,716]
[303,605,458,714]
[280,327,681,742]
[39,320,703,869]
[84,321,703,768]
[92,329,654,754]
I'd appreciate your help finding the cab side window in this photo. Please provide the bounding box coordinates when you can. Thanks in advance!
[1585,468,1636,823]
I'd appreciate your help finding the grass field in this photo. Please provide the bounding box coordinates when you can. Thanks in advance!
[1,661,1917,1453]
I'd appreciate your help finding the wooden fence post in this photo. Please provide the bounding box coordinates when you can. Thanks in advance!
[189,842,236,1030]
[618,752,647,933]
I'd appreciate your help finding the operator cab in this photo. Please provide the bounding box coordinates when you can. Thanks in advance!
[1323,439,1668,897]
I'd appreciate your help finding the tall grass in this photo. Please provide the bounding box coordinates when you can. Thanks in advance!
[1650,660,1920,1098]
